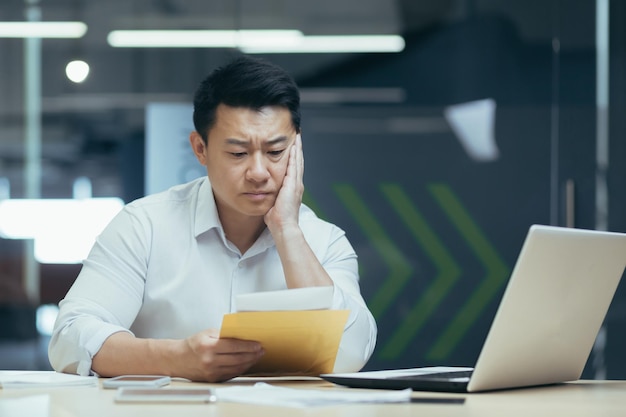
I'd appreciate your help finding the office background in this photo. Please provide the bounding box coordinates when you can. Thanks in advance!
[1,0,625,378]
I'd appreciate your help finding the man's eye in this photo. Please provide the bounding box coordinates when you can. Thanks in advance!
[268,150,285,157]
[230,152,246,158]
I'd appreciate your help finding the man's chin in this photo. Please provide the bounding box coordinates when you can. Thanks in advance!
[241,204,272,218]
[240,197,274,213]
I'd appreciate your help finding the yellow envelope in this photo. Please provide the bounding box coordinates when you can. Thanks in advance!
[219,309,350,376]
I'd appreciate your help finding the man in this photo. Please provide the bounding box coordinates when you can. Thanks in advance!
[49,56,377,382]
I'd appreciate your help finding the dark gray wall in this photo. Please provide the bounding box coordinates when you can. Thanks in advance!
[298,2,626,378]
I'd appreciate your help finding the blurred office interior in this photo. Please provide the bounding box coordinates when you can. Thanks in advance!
[1,0,625,377]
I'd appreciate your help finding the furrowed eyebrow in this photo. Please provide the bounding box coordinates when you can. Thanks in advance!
[266,136,289,146]
[224,136,289,147]
[225,138,248,146]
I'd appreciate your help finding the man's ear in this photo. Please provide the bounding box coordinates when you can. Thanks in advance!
[189,131,207,166]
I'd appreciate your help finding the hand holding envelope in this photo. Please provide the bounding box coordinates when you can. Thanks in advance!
[219,287,350,376]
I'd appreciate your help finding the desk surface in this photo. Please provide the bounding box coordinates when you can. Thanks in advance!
[1,378,626,417]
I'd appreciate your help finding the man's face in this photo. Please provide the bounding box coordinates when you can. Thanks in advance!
[190,104,297,221]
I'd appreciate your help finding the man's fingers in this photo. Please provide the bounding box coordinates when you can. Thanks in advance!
[287,140,297,181]
[210,343,264,381]
[213,337,263,354]
[296,134,304,192]
[216,349,264,367]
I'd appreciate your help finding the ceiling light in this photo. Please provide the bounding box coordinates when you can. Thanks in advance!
[0,21,87,38]
[106,30,404,53]
[242,35,405,54]
[107,30,303,48]
[65,60,90,83]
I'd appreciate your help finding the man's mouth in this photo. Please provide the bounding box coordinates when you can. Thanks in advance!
[243,191,272,200]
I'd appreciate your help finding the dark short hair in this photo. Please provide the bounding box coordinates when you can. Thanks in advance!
[192,55,301,142]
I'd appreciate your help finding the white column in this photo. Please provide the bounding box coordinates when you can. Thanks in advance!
[592,0,610,380]
[23,0,42,304]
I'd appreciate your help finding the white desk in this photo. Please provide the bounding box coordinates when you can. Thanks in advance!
[1,378,626,416]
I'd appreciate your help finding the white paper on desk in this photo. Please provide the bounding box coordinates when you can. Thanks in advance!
[0,371,97,388]
[0,394,49,417]
[234,286,334,312]
[215,382,412,408]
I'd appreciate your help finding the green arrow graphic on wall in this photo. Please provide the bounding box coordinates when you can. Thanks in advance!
[378,183,462,359]
[426,183,510,360]
[333,183,413,318]
[308,182,509,362]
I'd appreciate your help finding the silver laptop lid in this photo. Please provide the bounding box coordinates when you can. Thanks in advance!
[468,225,626,392]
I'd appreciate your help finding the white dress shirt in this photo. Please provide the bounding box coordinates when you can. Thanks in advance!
[48,177,377,376]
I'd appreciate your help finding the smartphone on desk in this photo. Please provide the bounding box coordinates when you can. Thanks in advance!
[115,387,217,403]
[102,375,171,389]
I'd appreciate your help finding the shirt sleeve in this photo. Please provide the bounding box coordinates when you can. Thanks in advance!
[320,228,378,373]
[48,206,148,375]
[331,276,378,373]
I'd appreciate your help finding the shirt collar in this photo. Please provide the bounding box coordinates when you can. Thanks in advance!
[194,177,222,237]
[192,177,277,255]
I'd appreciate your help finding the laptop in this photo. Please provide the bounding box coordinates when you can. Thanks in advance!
[322,225,626,393]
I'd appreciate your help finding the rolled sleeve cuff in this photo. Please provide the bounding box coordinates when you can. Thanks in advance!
[77,324,134,376]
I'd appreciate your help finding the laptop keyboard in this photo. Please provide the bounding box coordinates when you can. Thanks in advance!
[392,370,473,380]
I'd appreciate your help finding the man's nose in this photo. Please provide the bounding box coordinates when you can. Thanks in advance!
[246,153,270,182]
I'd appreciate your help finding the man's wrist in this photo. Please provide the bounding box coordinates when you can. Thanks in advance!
[271,223,303,243]
[147,338,185,376]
